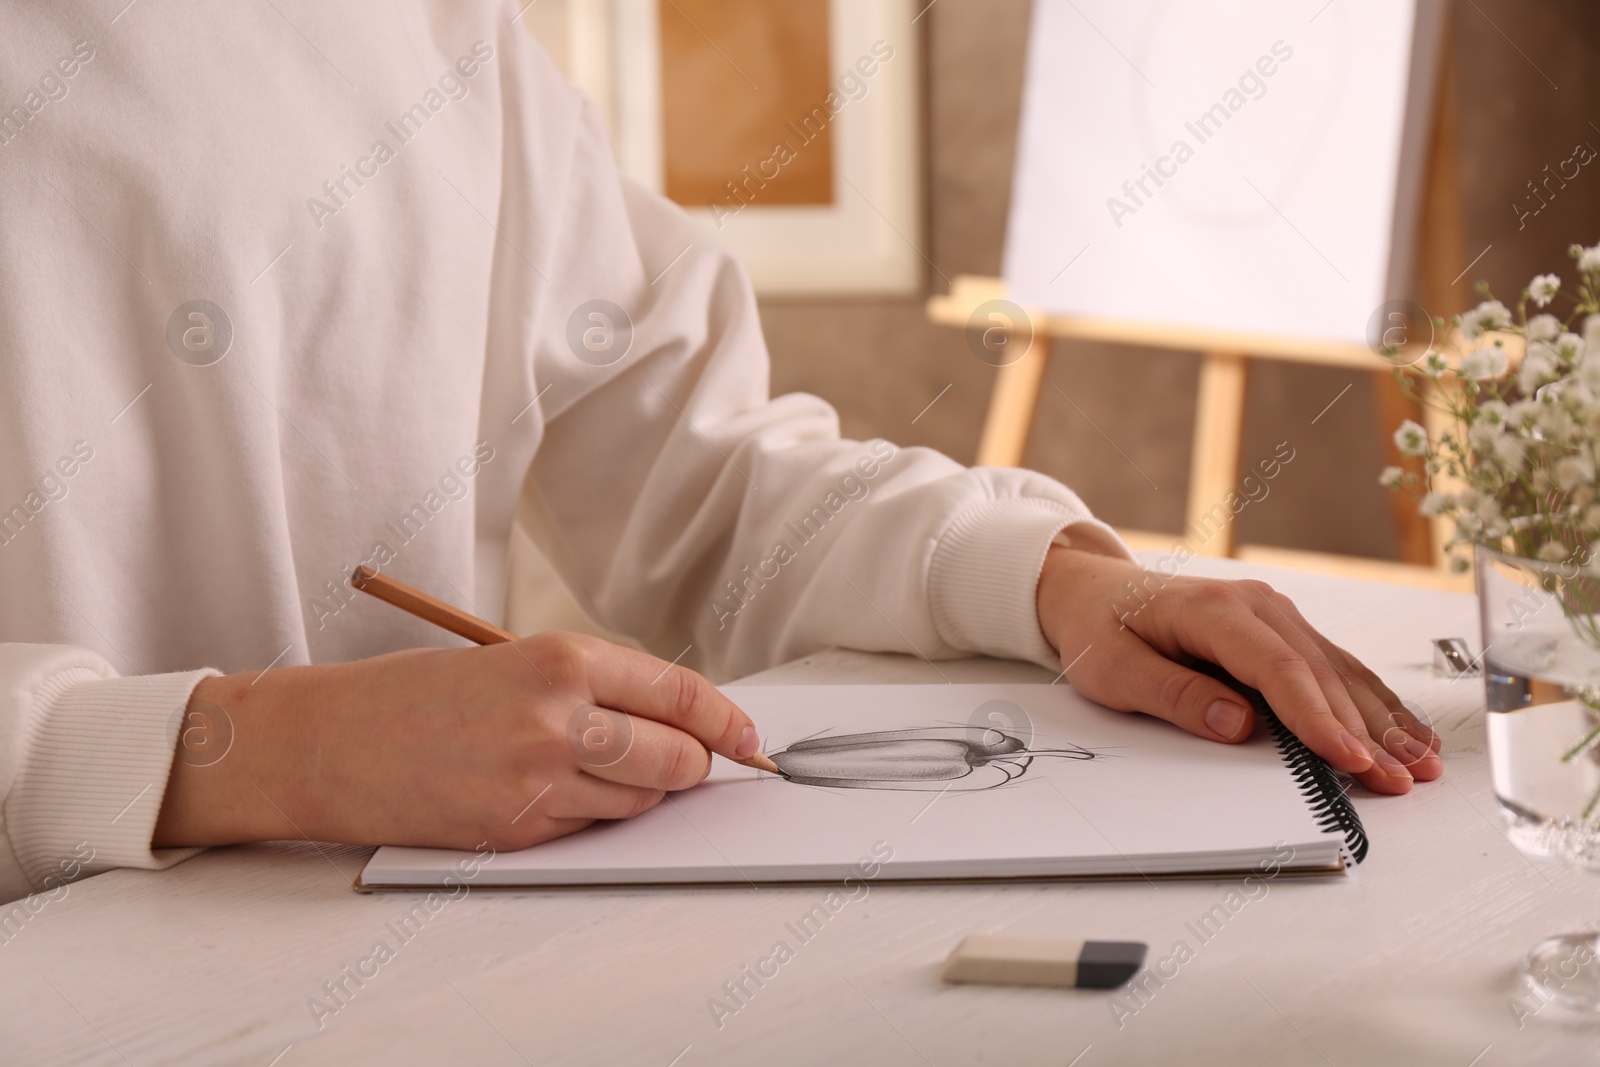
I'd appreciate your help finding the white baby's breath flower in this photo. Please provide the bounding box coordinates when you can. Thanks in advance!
[1461,299,1511,340]
[1537,402,1576,442]
[1584,314,1600,356]
[1528,314,1563,342]
[1468,420,1498,452]
[1556,454,1596,491]
[1540,382,1560,403]
[1393,419,1429,458]
[1493,434,1526,474]
[1555,383,1592,426]
[1530,274,1561,307]
[1521,348,1559,394]
[1564,381,1598,410]
[1459,346,1509,380]
[1400,247,1600,556]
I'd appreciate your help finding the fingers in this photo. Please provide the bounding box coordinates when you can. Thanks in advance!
[1240,587,1437,791]
[1174,597,1374,776]
[1070,637,1257,743]
[1235,582,1374,732]
[1323,644,1442,783]
[537,636,760,764]
[579,714,716,791]
[540,775,668,821]
[1335,647,1441,751]
[494,778,666,852]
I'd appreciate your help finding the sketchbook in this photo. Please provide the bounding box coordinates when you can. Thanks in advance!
[357,684,1366,890]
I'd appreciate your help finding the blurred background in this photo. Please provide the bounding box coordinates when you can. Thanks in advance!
[511,0,1600,633]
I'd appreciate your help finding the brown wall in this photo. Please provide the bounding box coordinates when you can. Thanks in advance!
[760,0,1600,561]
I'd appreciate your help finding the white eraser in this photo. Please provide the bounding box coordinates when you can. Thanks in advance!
[940,935,1147,989]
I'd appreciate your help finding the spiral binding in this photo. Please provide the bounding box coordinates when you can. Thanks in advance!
[1191,661,1369,865]
[1261,706,1370,865]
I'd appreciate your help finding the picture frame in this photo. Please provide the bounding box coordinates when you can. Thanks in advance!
[539,0,923,297]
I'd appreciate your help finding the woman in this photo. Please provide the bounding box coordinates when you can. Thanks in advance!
[0,0,1437,905]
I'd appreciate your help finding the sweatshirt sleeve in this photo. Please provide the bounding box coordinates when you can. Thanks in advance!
[506,51,1132,683]
[0,644,213,906]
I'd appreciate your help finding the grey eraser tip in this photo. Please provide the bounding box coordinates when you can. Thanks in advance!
[941,935,1147,990]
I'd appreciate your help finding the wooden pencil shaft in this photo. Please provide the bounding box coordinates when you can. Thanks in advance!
[348,566,781,776]
[350,566,518,645]
[739,750,782,775]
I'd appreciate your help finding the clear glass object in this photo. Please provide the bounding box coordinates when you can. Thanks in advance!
[1479,546,1600,1011]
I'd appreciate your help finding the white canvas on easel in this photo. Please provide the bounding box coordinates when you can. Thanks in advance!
[1003,0,1442,345]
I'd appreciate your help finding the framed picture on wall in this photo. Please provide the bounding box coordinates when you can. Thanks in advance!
[531,0,923,297]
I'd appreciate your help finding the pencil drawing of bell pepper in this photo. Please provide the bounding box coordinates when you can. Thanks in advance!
[770,728,1098,791]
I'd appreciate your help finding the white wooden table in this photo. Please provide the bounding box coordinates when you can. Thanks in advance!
[5,557,1599,1066]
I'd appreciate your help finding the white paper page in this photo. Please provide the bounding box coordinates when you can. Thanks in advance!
[362,685,1344,887]
[1002,0,1419,344]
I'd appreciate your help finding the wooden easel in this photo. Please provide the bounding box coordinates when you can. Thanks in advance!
[927,27,1469,592]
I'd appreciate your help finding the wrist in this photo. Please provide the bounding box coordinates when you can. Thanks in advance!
[1035,542,1135,654]
[153,666,315,847]
[1036,544,1072,654]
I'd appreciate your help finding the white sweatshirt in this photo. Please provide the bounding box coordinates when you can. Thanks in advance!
[0,1,1126,905]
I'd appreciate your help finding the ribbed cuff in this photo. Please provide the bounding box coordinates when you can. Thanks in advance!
[7,668,217,888]
[928,498,1131,670]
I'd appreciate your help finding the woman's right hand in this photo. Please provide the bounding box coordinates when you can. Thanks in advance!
[153,632,763,852]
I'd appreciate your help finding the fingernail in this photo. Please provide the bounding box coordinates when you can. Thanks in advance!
[1340,731,1374,769]
[735,726,760,759]
[1204,700,1247,738]
[1398,735,1433,763]
[1374,747,1413,780]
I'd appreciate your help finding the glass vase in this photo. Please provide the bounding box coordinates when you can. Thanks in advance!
[1479,545,1600,1011]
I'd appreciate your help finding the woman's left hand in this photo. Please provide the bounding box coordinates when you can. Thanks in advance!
[1035,546,1442,795]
